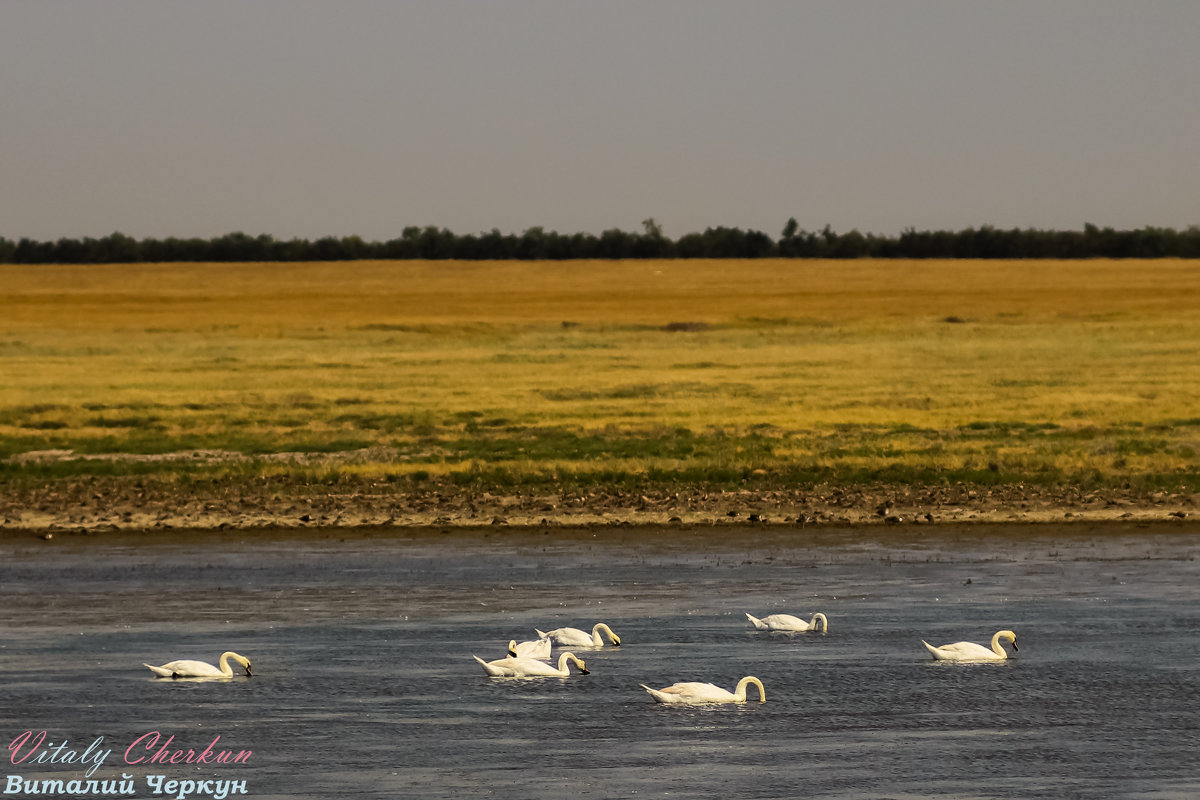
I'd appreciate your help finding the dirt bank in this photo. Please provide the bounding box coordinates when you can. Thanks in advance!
[1,477,1195,536]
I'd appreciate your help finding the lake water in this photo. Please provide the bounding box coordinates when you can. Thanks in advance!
[1,524,1198,799]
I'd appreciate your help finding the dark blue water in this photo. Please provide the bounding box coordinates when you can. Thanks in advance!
[2,524,1198,799]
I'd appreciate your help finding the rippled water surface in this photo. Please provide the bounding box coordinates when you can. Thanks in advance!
[2,524,1198,799]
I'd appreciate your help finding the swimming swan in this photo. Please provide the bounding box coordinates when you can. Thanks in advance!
[507,637,552,659]
[144,651,252,678]
[922,630,1017,662]
[641,676,766,705]
[534,623,621,648]
[475,652,589,677]
[745,612,828,632]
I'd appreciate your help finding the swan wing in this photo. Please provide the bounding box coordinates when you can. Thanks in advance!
[641,684,681,704]
[684,684,738,703]
[507,657,562,677]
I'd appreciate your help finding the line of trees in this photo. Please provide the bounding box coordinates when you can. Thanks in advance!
[2,221,1199,264]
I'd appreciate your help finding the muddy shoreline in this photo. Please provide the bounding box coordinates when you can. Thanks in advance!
[1,478,1195,537]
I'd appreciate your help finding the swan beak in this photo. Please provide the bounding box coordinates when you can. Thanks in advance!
[580,667,590,675]
[507,650,517,657]
[613,639,622,647]
[1011,642,1018,652]
[245,665,253,676]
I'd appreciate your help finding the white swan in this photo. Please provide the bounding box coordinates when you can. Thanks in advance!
[534,623,621,648]
[922,630,1018,662]
[641,676,766,705]
[144,651,252,678]
[474,652,589,677]
[507,637,552,660]
[745,612,828,632]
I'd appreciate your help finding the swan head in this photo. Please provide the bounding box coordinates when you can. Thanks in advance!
[507,640,519,658]
[997,630,1018,652]
[596,624,621,646]
[231,653,252,676]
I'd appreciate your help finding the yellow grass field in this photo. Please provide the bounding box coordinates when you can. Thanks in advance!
[2,258,1199,493]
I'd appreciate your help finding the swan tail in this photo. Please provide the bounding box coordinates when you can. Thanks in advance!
[474,655,514,677]
[921,640,941,659]
[144,663,173,678]
[534,629,548,639]
[640,684,669,703]
[745,613,767,630]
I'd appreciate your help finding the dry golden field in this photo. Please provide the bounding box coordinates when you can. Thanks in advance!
[2,258,1199,530]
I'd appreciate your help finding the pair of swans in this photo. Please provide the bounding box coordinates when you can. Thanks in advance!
[475,652,589,677]
[144,651,252,679]
[641,676,765,705]
[535,622,621,648]
[745,612,828,632]
[923,630,1018,662]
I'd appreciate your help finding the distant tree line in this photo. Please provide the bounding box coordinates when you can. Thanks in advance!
[2,220,1199,264]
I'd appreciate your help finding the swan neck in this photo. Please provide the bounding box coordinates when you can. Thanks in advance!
[811,613,828,632]
[736,676,765,702]
[217,652,235,677]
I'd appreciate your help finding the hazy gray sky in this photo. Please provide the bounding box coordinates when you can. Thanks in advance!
[3,1,1198,242]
